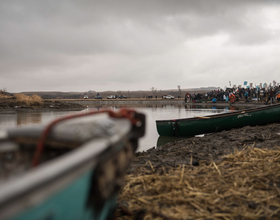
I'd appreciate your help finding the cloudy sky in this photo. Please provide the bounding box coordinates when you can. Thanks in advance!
[1,1,280,93]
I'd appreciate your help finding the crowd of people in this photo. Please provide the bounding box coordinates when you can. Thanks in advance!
[185,85,280,104]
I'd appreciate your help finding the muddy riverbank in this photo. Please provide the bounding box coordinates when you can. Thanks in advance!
[56,98,268,109]
[115,123,280,219]
[129,123,280,173]
[0,97,86,112]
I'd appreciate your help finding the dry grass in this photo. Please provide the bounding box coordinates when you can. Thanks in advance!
[15,94,43,106]
[116,147,280,219]
[30,95,43,105]
[0,92,12,99]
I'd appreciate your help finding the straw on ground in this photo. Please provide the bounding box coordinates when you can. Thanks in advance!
[116,146,280,219]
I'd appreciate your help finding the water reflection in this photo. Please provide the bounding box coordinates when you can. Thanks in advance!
[156,136,186,147]
[16,112,42,126]
[0,104,246,152]
[0,111,74,129]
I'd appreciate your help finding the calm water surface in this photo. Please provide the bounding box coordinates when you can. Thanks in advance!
[0,104,242,152]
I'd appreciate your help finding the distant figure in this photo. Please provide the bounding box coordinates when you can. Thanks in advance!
[266,89,275,105]
[229,94,236,103]
[260,89,264,103]
[225,91,229,102]
[276,92,280,102]
[185,93,191,103]
[244,91,249,102]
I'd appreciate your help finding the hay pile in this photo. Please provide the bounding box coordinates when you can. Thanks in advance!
[116,146,280,219]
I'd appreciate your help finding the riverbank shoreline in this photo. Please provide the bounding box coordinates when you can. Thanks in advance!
[115,123,280,219]
[0,98,86,112]
[0,97,271,112]
[57,98,269,108]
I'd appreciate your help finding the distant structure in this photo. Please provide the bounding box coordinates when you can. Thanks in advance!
[177,85,181,97]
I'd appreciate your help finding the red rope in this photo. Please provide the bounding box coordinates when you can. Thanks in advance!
[32,108,138,167]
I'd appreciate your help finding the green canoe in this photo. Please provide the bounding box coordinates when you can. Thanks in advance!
[156,104,280,137]
[0,109,145,220]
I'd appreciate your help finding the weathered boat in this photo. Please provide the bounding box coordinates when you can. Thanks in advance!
[156,103,280,137]
[0,109,145,220]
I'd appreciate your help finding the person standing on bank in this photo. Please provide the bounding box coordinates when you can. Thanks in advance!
[244,91,249,102]
[260,89,264,103]
[266,89,275,105]
[276,92,280,103]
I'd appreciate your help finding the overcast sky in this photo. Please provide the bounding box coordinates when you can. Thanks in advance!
[1,1,280,93]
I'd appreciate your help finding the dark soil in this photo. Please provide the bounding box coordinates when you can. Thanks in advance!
[116,124,280,219]
[0,98,85,111]
[128,123,280,174]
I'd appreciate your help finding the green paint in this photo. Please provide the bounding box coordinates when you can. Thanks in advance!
[11,171,116,220]
[157,105,280,136]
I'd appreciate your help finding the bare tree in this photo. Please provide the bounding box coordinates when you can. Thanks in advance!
[177,85,181,97]
[1,87,7,93]
[150,87,157,96]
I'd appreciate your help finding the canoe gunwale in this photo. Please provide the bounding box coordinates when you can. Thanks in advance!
[156,103,280,137]
[156,103,280,123]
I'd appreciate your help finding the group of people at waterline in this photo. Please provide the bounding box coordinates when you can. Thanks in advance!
[185,86,280,104]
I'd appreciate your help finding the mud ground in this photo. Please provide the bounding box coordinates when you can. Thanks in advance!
[0,98,85,111]
[128,123,280,174]
[115,124,280,219]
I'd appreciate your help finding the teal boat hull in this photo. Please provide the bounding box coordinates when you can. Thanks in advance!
[156,104,280,136]
[0,110,145,220]
[11,171,116,220]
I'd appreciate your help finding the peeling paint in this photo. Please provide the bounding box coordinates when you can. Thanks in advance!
[237,113,251,118]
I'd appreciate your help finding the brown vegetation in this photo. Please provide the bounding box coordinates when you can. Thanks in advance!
[115,123,280,219]
[15,94,43,106]
[116,147,280,219]
[0,91,12,99]
[30,95,43,105]
[0,92,85,110]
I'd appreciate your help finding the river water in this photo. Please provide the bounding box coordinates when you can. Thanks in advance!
[0,104,243,152]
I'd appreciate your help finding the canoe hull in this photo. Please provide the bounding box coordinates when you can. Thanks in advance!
[156,104,280,137]
[0,110,146,220]
[12,170,115,220]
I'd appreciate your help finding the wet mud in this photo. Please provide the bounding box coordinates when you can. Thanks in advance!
[115,124,280,219]
[0,99,85,111]
[128,123,280,174]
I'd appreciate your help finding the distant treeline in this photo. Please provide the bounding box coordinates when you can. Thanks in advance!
[21,87,216,99]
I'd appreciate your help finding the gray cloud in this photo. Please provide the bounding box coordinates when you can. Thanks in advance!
[0,0,280,92]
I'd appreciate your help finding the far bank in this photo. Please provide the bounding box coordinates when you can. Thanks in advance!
[56,98,267,108]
